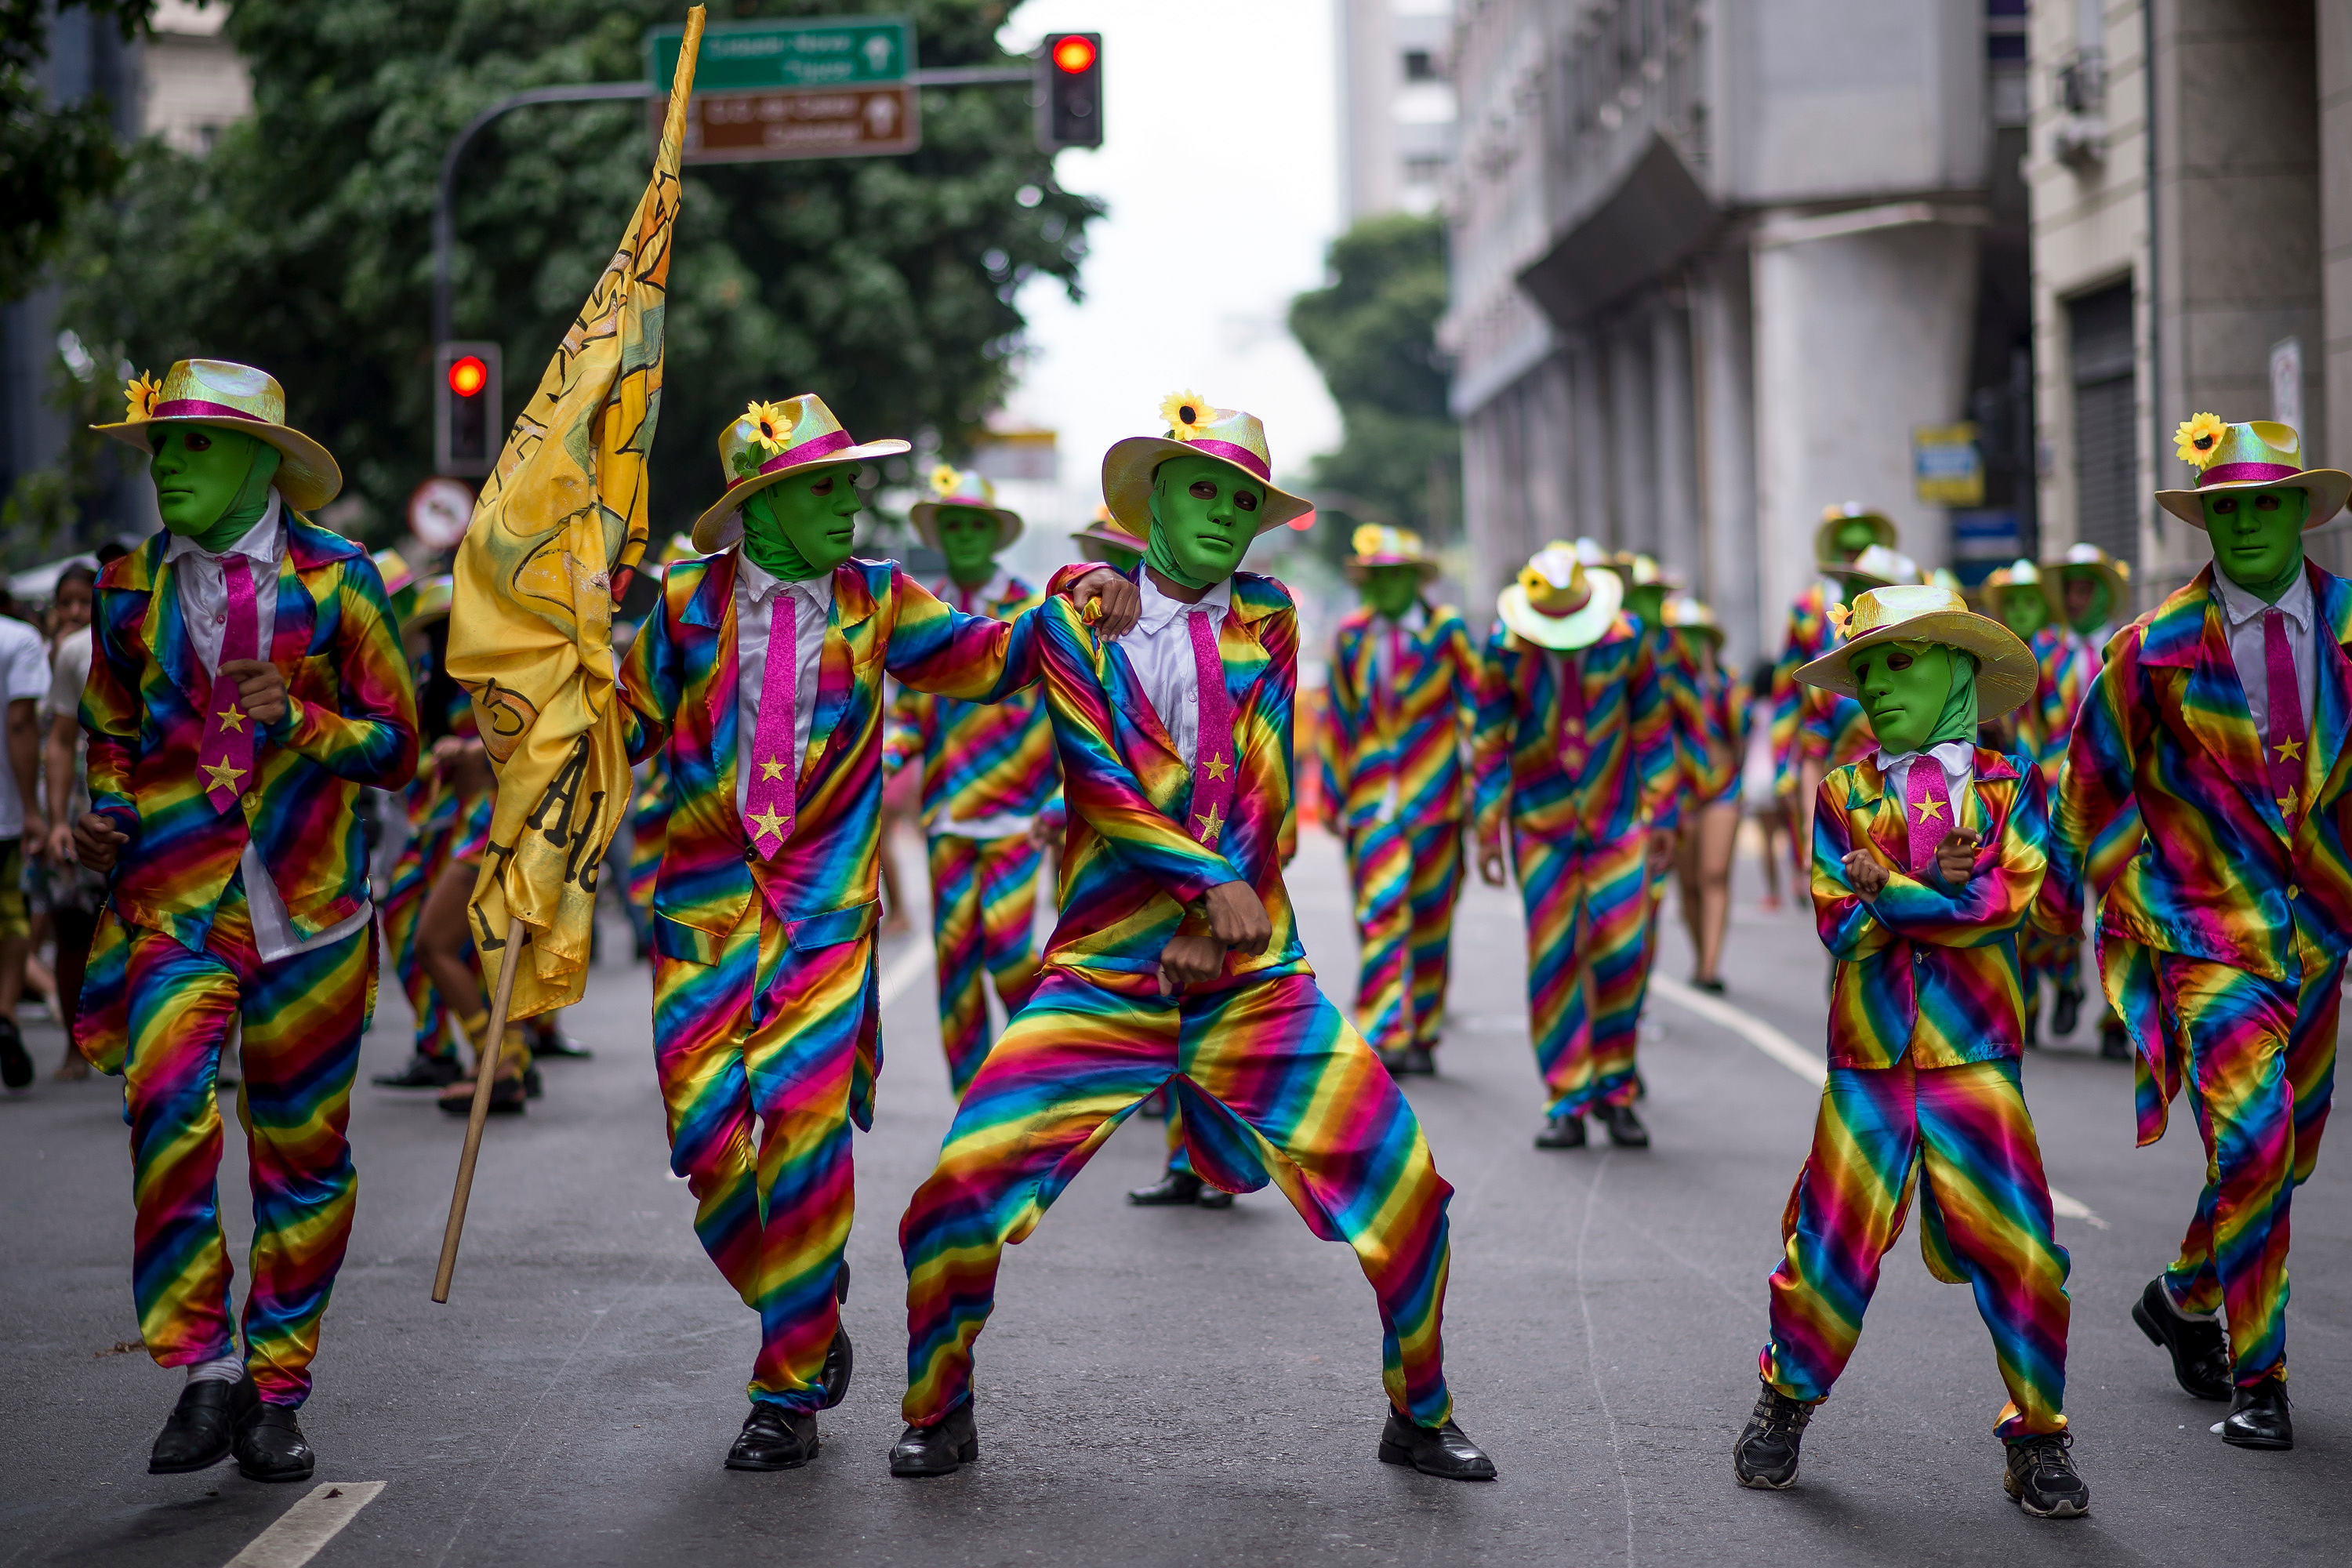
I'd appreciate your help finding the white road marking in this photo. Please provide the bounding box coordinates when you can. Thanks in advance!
[1649,974,2108,1230]
[877,940,931,1009]
[223,1481,385,1568]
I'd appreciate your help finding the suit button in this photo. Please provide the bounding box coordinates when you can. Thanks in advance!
[744,844,757,862]
[2288,884,2300,900]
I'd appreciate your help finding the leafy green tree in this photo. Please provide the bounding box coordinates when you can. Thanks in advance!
[51,0,1099,542]
[1287,211,1457,562]
[1,0,165,305]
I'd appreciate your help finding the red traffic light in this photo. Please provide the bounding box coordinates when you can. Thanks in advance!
[1052,35,1096,73]
[447,355,488,398]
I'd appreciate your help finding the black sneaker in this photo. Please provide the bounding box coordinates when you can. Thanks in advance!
[2003,1432,2089,1518]
[1399,1045,1436,1075]
[2022,1003,2042,1050]
[1534,1112,1586,1149]
[1733,1383,1813,1489]
[372,1053,462,1089]
[2052,985,2085,1038]
[1595,1102,1651,1149]
[0,1016,32,1090]
[2099,1019,2132,1061]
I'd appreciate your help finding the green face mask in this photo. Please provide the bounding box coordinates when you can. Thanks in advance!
[152,423,281,553]
[1360,564,1421,621]
[740,463,862,582]
[1145,454,1260,591]
[1832,519,1880,561]
[1853,639,1978,756]
[934,505,1001,589]
[2203,485,2309,603]
[2060,567,2113,633]
[1997,585,2049,640]
[1625,583,1668,631]
[1095,542,1142,575]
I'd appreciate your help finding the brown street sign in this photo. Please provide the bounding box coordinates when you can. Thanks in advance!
[657,84,921,165]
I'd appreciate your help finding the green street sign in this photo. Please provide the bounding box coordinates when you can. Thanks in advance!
[646,16,913,93]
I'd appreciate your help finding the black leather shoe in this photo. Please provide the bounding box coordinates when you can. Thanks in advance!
[1377,1047,1410,1076]
[1129,1171,1207,1206]
[529,1027,593,1060]
[149,1375,258,1473]
[2052,985,2085,1039]
[2099,1020,2132,1061]
[1377,1412,1496,1480]
[232,1403,315,1483]
[2003,1432,2089,1517]
[819,1326,853,1410]
[890,1402,978,1477]
[1733,1382,1813,1489]
[0,1017,32,1090]
[1534,1112,1586,1149]
[2223,1374,2292,1450]
[2131,1277,2231,1400]
[372,1053,461,1089]
[727,1403,819,1471]
[1400,1046,1436,1075]
[2022,1004,2042,1050]
[1596,1102,1651,1149]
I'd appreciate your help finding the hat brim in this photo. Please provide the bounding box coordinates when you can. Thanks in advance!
[1792,611,2038,723]
[95,415,343,512]
[909,499,1023,554]
[691,439,911,554]
[1821,561,1904,589]
[1347,555,1440,583]
[2156,469,2352,530]
[1101,435,1314,539]
[1813,512,1897,567]
[2038,558,2129,623]
[1497,568,1624,652]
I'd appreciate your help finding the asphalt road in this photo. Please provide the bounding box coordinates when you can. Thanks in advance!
[6,828,2350,1566]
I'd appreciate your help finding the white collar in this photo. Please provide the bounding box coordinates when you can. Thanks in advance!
[738,552,833,612]
[935,568,1012,606]
[162,492,283,565]
[1875,739,1976,785]
[1130,571,1232,639]
[1371,602,1428,634]
[2212,564,2314,633]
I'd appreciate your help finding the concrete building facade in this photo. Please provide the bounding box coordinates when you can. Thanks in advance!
[1442,0,2036,666]
[1338,0,1462,220]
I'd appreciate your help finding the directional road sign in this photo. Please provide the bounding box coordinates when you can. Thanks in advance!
[667,84,921,165]
[645,16,911,93]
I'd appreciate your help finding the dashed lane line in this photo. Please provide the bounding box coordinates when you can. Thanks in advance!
[1649,974,2107,1230]
[223,1481,385,1568]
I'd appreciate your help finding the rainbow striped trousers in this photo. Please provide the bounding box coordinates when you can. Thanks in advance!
[650,894,878,1413]
[1514,827,1651,1116]
[1762,1058,2070,1440]
[1345,818,1463,1055]
[118,876,376,1407]
[926,832,1046,1095]
[2155,931,2342,1386]
[899,966,1455,1428]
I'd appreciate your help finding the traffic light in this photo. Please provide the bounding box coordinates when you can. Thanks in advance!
[1036,32,1102,152]
[434,339,502,477]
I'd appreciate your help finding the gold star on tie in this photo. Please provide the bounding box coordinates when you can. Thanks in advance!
[1914,797,1945,824]
[1563,717,1583,737]
[2275,736,2304,763]
[760,754,786,781]
[1195,804,1225,843]
[216,705,245,732]
[2279,796,2298,818]
[201,757,246,794]
[749,805,786,843]
[1202,753,1229,782]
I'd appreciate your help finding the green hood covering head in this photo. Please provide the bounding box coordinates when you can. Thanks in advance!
[1857,639,1979,755]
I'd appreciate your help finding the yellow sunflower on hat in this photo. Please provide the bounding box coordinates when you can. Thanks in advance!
[2175,412,2228,470]
[1158,389,1213,442]
[929,463,960,495]
[743,399,793,456]
[122,370,161,423]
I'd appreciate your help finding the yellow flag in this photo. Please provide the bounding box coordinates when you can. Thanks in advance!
[444,7,703,1020]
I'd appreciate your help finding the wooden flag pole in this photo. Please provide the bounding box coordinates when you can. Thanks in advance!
[432,916,528,1303]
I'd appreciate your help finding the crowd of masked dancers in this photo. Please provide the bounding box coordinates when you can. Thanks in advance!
[51,358,2348,1524]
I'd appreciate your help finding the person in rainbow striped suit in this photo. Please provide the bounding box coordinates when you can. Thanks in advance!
[1735,580,2087,1519]
[1318,523,1480,1076]
[891,394,1494,1484]
[2043,417,2352,1454]
[370,575,466,1089]
[1769,506,1902,871]
[617,394,1134,1474]
[1473,545,1679,1150]
[71,361,419,1484]
[884,467,1064,1097]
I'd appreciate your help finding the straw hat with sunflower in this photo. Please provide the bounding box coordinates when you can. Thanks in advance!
[909,463,1023,552]
[1099,390,1315,538]
[93,359,343,511]
[691,393,909,553]
[2155,415,2350,529]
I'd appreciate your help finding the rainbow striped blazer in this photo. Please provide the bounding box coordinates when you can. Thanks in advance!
[1470,612,1678,848]
[82,518,418,949]
[1812,748,2047,1069]
[1769,581,1840,796]
[882,574,1062,833]
[1319,601,1482,837]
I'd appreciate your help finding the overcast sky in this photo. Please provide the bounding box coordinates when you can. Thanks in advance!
[997,0,1345,527]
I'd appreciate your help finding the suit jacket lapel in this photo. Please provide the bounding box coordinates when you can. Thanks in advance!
[271,548,315,665]
[133,536,206,709]
[804,564,875,781]
[2310,568,2352,808]
[2177,590,2279,822]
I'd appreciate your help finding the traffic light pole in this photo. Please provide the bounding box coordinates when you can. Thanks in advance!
[430,67,1033,347]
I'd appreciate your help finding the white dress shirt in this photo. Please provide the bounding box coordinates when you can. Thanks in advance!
[1112,572,1232,769]
[2210,565,2320,742]
[1875,739,1978,811]
[734,554,832,814]
[933,568,1013,617]
[164,497,372,962]
[1367,601,1428,686]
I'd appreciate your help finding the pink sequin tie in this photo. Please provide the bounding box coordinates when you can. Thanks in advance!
[742,591,799,859]
[1186,608,1236,847]
[1905,756,1954,877]
[2264,608,2309,822]
[200,558,260,813]
[1555,652,1588,779]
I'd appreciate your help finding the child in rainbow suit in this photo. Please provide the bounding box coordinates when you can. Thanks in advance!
[1318,523,1480,1076]
[1734,579,2086,1519]
[617,394,1131,1473]
[2042,417,2352,1452]
[884,467,1063,1096]
[891,395,1494,1483]
[73,361,419,1484]
[1473,546,1677,1151]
